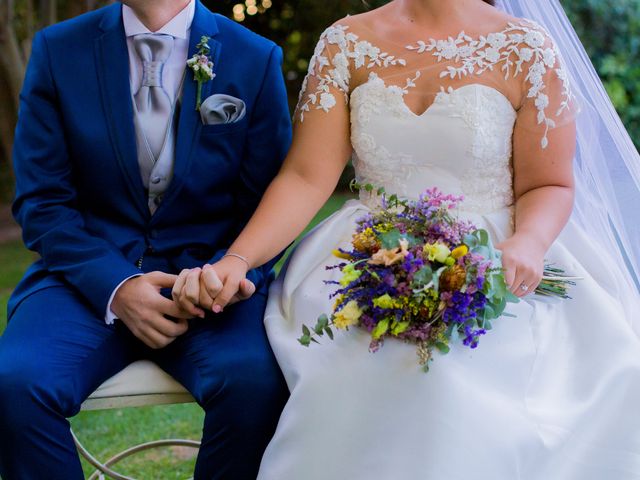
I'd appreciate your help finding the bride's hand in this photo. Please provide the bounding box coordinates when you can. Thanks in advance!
[172,263,255,314]
[496,233,545,298]
[206,258,256,312]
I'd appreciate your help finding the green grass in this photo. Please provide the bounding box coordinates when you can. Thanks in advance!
[0,192,353,479]
[0,239,37,333]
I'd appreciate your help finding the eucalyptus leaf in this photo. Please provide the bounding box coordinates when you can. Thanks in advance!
[317,314,329,329]
[413,266,433,286]
[325,327,334,340]
[463,233,479,249]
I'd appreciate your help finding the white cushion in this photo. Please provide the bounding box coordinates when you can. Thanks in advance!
[88,360,190,400]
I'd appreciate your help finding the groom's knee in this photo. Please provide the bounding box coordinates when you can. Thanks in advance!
[0,351,73,433]
[201,345,288,418]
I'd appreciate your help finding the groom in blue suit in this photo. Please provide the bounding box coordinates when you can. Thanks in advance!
[0,0,291,478]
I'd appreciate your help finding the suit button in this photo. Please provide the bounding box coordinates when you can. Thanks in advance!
[150,229,159,239]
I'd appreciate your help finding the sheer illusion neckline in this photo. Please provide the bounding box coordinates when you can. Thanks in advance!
[350,73,515,118]
[298,17,572,148]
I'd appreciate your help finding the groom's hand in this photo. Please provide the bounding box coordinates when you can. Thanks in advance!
[112,272,194,349]
[172,263,255,314]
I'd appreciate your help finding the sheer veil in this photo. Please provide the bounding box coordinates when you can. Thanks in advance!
[495,0,640,295]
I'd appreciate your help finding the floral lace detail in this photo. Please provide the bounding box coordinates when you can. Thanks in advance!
[434,86,516,214]
[351,132,418,207]
[406,21,572,148]
[350,72,420,125]
[297,24,406,122]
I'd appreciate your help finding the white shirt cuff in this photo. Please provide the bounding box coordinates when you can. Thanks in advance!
[105,274,143,324]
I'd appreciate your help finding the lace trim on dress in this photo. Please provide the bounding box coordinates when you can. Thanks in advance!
[297,24,407,122]
[406,21,572,148]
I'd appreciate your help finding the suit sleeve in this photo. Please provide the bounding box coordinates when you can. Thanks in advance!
[208,44,293,288]
[12,31,142,318]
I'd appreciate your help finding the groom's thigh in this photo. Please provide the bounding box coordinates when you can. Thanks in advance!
[0,285,139,418]
[153,287,287,408]
[152,287,288,478]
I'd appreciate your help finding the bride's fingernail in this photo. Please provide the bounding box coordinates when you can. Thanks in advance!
[212,305,222,313]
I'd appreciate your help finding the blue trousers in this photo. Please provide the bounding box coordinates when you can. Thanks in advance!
[0,285,288,480]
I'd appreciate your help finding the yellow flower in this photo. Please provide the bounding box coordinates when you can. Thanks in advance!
[373,223,392,233]
[333,249,353,260]
[423,242,451,263]
[339,264,362,287]
[333,300,363,329]
[451,245,469,259]
[372,318,390,340]
[391,320,411,336]
[373,293,396,309]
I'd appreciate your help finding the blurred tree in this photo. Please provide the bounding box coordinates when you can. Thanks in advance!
[204,0,387,107]
[0,0,113,200]
[563,0,640,151]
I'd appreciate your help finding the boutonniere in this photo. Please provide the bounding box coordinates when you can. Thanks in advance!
[187,35,216,111]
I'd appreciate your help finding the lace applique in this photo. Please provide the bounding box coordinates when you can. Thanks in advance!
[351,132,418,206]
[434,86,516,213]
[406,21,572,148]
[350,72,421,125]
[297,25,407,122]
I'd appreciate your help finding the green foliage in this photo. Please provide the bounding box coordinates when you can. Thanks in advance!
[207,0,387,108]
[563,0,640,148]
[0,240,37,332]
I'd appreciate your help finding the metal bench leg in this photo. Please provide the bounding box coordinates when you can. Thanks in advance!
[71,428,201,480]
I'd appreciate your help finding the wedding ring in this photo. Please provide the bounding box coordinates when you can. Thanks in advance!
[519,283,529,292]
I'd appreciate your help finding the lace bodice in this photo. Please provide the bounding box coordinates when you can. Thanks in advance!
[296,16,576,215]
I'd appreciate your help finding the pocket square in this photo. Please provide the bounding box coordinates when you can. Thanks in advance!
[200,94,247,125]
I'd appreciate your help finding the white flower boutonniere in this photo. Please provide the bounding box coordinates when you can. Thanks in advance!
[187,35,216,111]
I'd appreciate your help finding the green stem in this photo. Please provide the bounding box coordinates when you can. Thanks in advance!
[196,80,203,111]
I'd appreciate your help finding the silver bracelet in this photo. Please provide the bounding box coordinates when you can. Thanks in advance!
[223,253,250,269]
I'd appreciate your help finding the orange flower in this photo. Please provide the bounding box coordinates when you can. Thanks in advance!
[368,238,410,266]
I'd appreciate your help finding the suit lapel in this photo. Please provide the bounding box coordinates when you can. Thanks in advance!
[95,5,149,219]
[154,1,220,216]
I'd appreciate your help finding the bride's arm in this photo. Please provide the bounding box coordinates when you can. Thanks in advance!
[498,117,577,297]
[225,96,353,265]
[199,106,352,310]
[173,24,355,312]
[497,31,578,297]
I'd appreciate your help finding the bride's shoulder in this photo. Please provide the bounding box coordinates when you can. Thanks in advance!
[493,13,557,46]
[315,12,372,40]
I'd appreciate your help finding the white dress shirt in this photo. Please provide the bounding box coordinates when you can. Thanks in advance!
[105,0,196,324]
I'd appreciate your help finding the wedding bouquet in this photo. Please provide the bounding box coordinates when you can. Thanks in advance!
[298,186,577,371]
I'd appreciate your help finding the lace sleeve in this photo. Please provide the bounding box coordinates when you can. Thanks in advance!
[296,24,354,122]
[515,22,576,149]
[296,23,407,122]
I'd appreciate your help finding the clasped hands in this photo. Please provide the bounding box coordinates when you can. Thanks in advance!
[111,257,254,349]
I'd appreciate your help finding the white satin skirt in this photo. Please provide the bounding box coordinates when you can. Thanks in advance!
[257,200,640,480]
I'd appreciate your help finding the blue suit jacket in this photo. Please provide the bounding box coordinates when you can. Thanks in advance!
[8,1,292,320]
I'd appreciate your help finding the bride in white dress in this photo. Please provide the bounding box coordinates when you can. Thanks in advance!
[174,0,640,477]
